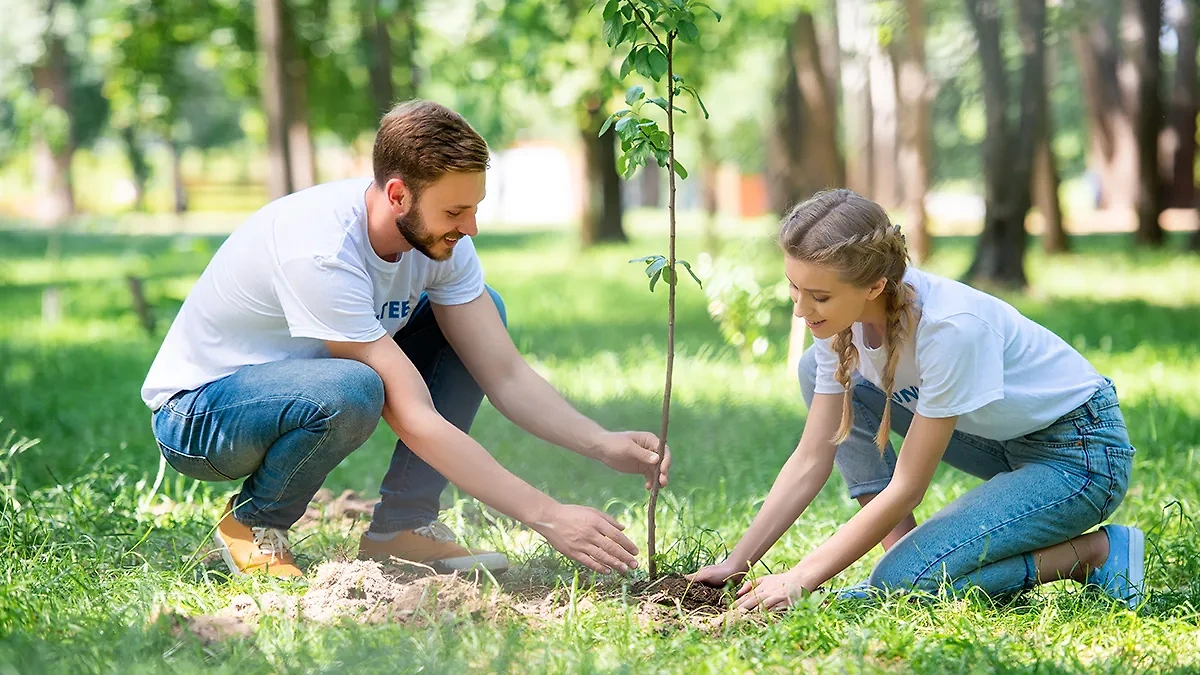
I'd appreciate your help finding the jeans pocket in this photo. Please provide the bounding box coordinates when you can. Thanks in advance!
[1098,445,1135,521]
[157,440,233,482]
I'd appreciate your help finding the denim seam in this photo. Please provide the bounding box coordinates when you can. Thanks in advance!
[157,440,235,481]
[1099,446,1117,520]
[912,451,1093,585]
[163,394,332,420]
[258,399,335,507]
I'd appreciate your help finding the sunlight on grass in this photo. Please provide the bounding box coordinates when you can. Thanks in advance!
[1,226,1199,672]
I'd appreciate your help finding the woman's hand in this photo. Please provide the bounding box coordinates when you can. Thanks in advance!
[684,559,750,587]
[733,569,812,612]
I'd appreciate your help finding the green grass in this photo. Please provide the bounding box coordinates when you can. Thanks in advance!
[1,220,1199,673]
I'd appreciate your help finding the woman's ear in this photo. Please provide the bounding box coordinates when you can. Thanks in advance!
[866,277,887,301]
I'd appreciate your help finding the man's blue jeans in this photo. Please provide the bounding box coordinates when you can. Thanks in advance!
[150,287,507,531]
[797,346,1135,597]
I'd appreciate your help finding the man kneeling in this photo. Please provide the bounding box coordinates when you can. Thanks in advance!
[142,100,668,578]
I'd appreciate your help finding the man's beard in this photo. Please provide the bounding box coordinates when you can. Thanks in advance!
[395,205,453,261]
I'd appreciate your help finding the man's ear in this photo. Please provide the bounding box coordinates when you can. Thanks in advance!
[866,276,887,301]
[384,178,412,216]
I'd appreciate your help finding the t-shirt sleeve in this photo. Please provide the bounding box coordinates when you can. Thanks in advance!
[424,236,486,306]
[812,336,847,395]
[273,254,387,343]
[915,314,1005,418]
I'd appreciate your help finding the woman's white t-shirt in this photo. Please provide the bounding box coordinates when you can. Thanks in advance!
[812,267,1106,441]
[140,178,486,411]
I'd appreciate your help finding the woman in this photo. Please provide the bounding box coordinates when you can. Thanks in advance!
[688,190,1143,610]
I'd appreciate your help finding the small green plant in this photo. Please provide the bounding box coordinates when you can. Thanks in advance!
[599,0,719,578]
[695,253,792,363]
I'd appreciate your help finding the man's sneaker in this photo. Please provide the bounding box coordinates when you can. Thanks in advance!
[1087,524,1145,609]
[213,497,302,578]
[357,521,508,573]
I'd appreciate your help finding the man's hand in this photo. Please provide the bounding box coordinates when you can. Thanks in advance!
[592,431,670,490]
[531,504,641,574]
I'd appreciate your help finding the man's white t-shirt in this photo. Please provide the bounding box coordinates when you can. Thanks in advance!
[812,267,1106,441]
[141,178,486,411]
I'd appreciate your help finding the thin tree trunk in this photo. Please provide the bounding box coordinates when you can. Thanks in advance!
[121,126,150,212]
[286,34,316,191]
[767,43,807,215]
[897,0,932,262]
[963,0,1044,288]
[364,0,395,115]
[1036,39,1067,253]
[579,97,626,246]
[1072,14,1138,210]
[791,12,844,190]
[647,32,678,581]
[1035,133,1068,253]
[869,35,899,208]
[767,10,844,214]
[1127,0,1165,246]
[31,6,74,225]
[256,0,293,199]
[837,0,874,197]
[640,161,662,208]
[399,0,420,96]
[1167,0,1197,210]
[699,124,719,253]
[170,140,189,214]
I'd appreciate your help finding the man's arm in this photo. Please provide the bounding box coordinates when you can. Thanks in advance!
[432,293,669,487]
[324,335,641,574]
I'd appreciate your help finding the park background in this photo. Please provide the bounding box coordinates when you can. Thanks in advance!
[2,0,1200,672]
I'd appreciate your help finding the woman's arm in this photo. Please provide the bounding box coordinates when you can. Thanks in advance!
[688,393,844,584]
[735,413,957,611]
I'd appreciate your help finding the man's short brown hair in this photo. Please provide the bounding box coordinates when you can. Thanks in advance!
[372,100,490,197]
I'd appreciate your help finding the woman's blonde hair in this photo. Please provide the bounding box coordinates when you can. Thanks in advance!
[778,189,918,450]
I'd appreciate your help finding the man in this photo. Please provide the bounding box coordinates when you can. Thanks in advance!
[142,100,669,578]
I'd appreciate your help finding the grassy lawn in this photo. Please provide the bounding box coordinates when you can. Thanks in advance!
[1,219,1199,673]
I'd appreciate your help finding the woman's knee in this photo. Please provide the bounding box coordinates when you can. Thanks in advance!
[867,540,941,593]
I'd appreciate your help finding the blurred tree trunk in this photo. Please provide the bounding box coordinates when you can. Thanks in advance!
[286,30,316,191]
[963,0,1046,288]
[31,5,75,225]
[1167,0,1197,210]
[1128,0,1165,247]
[869,40,900,208]
[1034,131,1067,253]
[256,0,293,199]
[363,0,395,115]
[837,0,874,197]
[1036,40,1067,254]
[398,0,420,96]
[640,162,662,208]
[699,124,719,253]
[120,126,149,212]
[170,139,189,214]
[767,10,843,215]
[1072,13,1138,210]
[579,96,625,246]
[897,0,932,262]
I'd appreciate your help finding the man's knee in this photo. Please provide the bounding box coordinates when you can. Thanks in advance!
[312,360,385,447]
[485,285,508,329]
[797,345,819,407]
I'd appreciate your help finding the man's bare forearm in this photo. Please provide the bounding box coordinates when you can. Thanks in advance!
[485,365,607,459]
